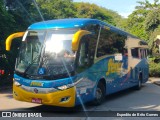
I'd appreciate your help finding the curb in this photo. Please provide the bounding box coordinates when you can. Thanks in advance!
[152,81,160,86]
[149,78,160,86]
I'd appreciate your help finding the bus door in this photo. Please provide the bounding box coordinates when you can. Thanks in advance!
[72,30,98,102]
[117,48,129,88]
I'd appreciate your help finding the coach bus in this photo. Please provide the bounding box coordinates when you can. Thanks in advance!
[6,18,149,107]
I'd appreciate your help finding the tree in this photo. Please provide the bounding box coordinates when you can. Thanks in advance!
[36,0,76,20]
[74,2,124,26]
[0,0,16,40]
[125,10,148,40]
[125,0,160,42]
[136,0,160,32]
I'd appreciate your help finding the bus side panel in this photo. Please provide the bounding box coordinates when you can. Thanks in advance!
[74,54,149,106]
[74,55,132,105]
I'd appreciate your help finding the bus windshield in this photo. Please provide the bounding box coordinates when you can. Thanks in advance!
[15,29,78,79]
[15,31,45,74]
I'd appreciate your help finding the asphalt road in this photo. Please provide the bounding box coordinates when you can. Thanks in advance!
[0,81,160,120]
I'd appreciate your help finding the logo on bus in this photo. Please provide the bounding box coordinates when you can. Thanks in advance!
[30,82,44,87]
[38,68,45,75]
[34,88,39,93]
[106,59,122,76]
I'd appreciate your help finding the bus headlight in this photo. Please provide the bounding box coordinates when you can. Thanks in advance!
[14,81,21,86]
[57,83,74,90]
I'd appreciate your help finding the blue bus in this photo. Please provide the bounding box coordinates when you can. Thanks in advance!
[6,18,149,107]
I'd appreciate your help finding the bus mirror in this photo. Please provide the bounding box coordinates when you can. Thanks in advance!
[6,32,25,51]
[72,30,91,51]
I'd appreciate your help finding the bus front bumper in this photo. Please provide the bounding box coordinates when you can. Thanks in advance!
[13,84,76,107]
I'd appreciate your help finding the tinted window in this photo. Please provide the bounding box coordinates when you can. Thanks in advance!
[131,48,139,58]
[76,34,96,73]
[131,48,148,59]
[97,26,126,57]
[140,49,148,58]
[83,24,100,37]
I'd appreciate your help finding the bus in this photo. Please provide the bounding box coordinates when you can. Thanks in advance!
[6,18,149,107]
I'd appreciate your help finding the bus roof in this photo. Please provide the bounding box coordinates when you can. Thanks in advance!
[28,18,140,40]
[28,18,100,30]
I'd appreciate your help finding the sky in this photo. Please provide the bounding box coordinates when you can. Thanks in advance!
[73,0,155,18]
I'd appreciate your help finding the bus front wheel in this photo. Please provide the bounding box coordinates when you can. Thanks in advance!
[93,82,105,105]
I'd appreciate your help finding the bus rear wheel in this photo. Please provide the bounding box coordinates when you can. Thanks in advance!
[135,74,142,90]
[93,82,105,105]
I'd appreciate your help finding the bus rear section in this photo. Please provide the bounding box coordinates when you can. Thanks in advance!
[126,38,149,89]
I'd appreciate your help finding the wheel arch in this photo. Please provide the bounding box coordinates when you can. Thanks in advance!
[96,77,106,95]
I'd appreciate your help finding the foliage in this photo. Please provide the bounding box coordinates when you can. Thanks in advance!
[0,0,15,40]
[149,55,160,77]
[149,61,160,77]
[125,6,149,40]
[36,0,76,20]
[144,9,160,32]
[125,0,160,43]
[74,2,123,26]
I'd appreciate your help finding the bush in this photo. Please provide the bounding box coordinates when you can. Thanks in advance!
[0,55,13,88]
[149,61,160,77]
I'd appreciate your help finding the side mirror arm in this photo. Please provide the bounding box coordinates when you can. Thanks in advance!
[72,30,91,51]
[6,32,25,51]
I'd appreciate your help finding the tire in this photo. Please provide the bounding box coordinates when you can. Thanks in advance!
[93,82,105,105]
[135,74,142,90]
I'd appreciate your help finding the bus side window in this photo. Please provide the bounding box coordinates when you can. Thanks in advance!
[141,49,145,58]
[97,26,126,57]
[146,49,149,57]
[83,24,100,37]
[140,49,143,59]
[78,41,87,67]
[131,48,139,58]
[140,49,148,59]
[76,35,96,73]
[145,49,148,58]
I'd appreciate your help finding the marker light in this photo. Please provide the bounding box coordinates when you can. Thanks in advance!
[58,85,68,90]
[60,96,70,102]
[14,81,21,86]
[57,83,74,90]
[0,70,4,75]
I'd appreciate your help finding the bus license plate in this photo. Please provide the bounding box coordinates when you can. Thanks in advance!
[32,98,42,104]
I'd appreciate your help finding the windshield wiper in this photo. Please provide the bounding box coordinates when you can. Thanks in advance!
[23,55,40,76]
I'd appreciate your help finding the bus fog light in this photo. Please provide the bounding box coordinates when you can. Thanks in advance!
[13,91,18,96]
[60,96,70,102]
[14,81,21,86]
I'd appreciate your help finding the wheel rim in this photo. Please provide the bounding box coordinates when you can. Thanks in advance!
[138,80,141,88]
[96,88,102,101]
